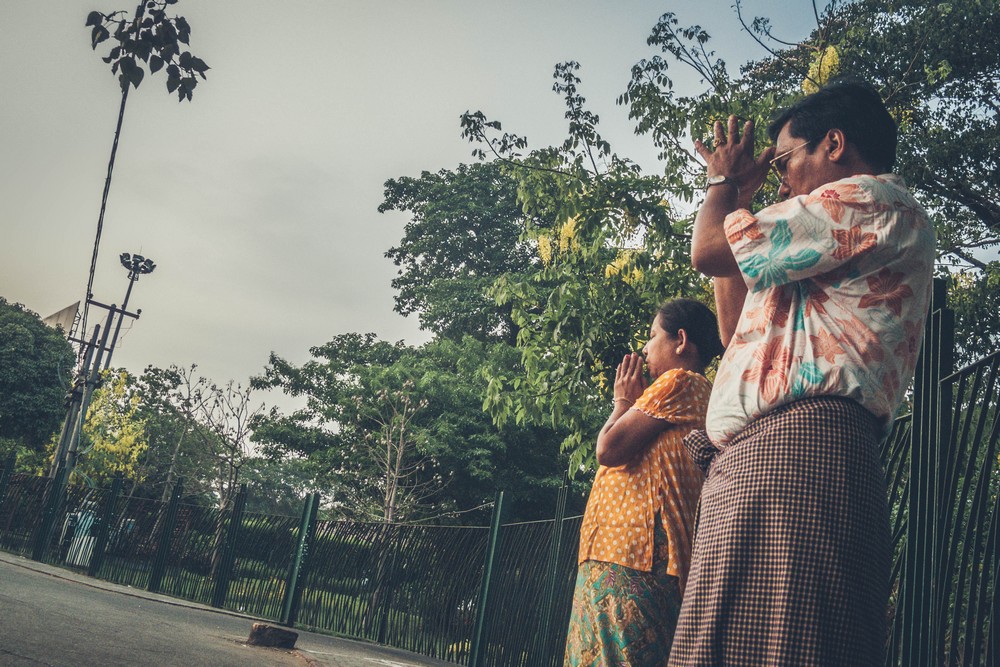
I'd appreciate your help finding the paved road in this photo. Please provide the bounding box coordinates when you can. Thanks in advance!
[0,552,456,667]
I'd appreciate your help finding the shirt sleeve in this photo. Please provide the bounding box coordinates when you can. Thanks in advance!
[632,369,708,426]
[725,178,885,293]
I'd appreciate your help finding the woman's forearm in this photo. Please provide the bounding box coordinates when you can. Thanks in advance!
[595,400,638,466]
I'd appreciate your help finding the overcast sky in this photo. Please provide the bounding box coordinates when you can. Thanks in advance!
[0,1,816,398]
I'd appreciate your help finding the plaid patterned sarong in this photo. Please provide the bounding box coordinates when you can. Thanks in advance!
[669,396,890,666]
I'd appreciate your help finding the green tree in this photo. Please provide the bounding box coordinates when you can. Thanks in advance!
[461,63,709,469]
[133,364,216,503]
[238,454,316,515]
[621,1,998,268]
[253,334,582,523]
[77,369,148,487]
[133,364,262,510]
[379,162,535,344]
[0,298,74,472]
[456,0,999,465]
[77,364,267,509]
[413,337,588,522]
[948,263,1000,367]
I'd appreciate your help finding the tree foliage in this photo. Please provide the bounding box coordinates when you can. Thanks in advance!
[621,0,999,268]
[948,262,1000,367]
[252,334,583,523]
[132,364,215,501]
[0,298,74,470]
[87,0,209,100]
[380,162,536,344]
[77,369,148,486]
[75,364,269,510]
[461,63,710,470]
[454,0,998,466]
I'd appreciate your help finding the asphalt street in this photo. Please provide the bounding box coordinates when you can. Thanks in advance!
[0,551,456,667]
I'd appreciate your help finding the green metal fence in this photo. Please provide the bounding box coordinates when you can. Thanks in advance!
[0,472,582,665]
[296,520,489,661]
[1,280,996,665]
[883,281,998,666]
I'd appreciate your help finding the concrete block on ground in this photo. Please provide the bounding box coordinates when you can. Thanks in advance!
[247,622,298,649]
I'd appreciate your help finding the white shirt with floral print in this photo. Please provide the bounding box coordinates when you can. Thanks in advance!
[706,173,935,446]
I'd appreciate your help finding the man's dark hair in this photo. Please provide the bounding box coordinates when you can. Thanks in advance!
[767,78,897,173]
[656,298,725,370]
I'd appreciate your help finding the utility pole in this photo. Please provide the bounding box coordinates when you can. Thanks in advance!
[37,252,156,561]
[50,252,155,480]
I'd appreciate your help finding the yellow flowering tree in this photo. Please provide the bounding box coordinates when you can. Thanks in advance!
[803,45,841,93]
[462,62,706,470]
[79,369,148,485]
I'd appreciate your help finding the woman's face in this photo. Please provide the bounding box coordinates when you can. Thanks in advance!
[641,315,681,379]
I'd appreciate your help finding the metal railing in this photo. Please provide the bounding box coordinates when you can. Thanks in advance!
[0,475,581,665]
[883,280,998,666]
[1,278,996,665]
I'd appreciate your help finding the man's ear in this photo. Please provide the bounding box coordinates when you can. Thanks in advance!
[826,128,848,162]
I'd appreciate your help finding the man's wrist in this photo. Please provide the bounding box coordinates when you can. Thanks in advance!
[705,174,741,198]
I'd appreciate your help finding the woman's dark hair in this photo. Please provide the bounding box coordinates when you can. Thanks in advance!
[656,298,725,370]
[767,77,897,173]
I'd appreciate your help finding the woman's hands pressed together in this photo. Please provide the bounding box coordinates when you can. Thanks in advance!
[614,353,648,408]
[597,352,664,468]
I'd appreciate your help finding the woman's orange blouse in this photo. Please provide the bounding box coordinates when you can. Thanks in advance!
[577,368,711,592]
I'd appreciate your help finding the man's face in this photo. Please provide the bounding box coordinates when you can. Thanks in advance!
[773,122,834,200]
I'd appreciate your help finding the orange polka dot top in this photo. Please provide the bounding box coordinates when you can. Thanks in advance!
[577,368,711,592]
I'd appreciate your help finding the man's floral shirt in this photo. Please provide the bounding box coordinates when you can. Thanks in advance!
[707,174,935,446]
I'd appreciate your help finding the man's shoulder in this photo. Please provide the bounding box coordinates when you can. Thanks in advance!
[810,173,929,221]
[823,173,919,205]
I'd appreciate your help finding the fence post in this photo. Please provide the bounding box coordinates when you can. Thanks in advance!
[87,475,123,577]
[211,484,247,608]
[0,452,15,505]
[31,466,67,562]
[373,524,399,645]
[281,492,319,627]
[148,476,184,594]
[470,489,505,667]
[930,282,955,664]
[0,452,15,548]
[536,481,569,666]
[900,278,952,666]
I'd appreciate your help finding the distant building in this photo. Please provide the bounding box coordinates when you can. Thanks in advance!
[42,301,79,338]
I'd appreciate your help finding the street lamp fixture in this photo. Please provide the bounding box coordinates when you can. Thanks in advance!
[120,252,156,279]
[104,252,157,370]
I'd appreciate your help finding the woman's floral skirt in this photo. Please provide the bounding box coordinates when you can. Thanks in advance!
[564,521,681,666]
